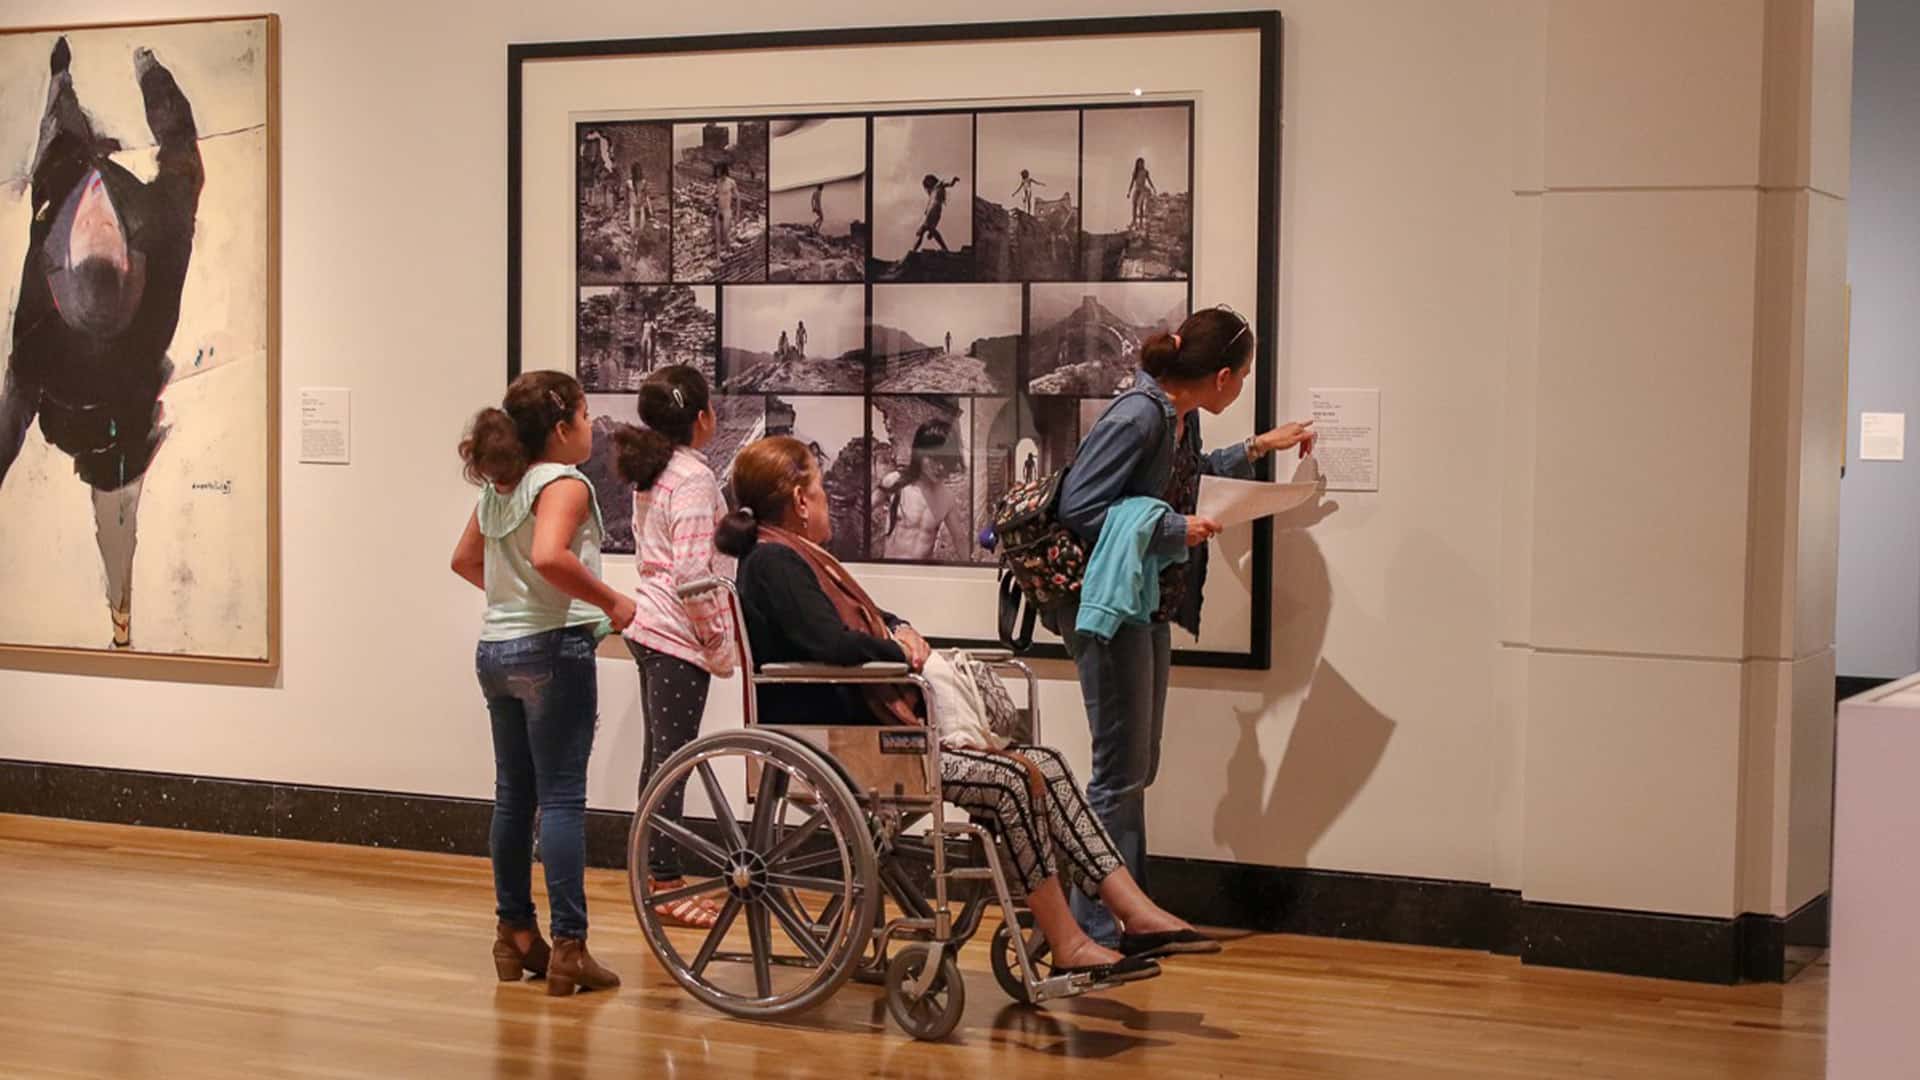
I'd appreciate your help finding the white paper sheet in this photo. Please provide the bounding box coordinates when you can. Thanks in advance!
[1197,475,1322,528]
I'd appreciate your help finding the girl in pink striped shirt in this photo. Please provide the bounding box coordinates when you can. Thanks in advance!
[614,365,735,929]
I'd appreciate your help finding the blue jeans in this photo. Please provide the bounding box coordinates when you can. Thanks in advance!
[1058,603,1171,947]
[476,626,599,940]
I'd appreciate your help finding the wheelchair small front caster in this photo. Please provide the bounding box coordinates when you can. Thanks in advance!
[884,943,965,1041]
[990,910,1049,1005]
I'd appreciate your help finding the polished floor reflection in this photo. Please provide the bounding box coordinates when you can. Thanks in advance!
[0,815,1826,1078]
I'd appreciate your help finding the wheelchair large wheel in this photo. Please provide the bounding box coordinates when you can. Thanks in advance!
[629,729,880,1021]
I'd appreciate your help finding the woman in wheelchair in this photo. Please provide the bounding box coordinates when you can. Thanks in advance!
[715,436,1221,982]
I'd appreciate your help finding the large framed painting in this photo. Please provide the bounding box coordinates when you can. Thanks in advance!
[0,16,279,668]
[510,13,1280,668]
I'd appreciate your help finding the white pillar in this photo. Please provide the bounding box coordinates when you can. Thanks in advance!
[1498,0,1852,945]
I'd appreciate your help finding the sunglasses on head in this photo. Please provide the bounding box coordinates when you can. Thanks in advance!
[1213,303,1252,350]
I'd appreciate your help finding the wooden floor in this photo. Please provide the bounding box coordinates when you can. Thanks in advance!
[0,815,1827,1079]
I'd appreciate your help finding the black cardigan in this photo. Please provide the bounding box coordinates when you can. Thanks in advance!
[735,542,906,724]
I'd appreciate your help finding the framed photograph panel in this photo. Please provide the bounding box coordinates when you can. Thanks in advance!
[511,13,1280,668]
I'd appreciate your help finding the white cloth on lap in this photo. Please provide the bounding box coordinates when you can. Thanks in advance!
[922,649,1013,752]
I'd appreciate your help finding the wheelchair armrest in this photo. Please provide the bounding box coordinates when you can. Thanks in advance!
[756,661,916,683]
[964,648,1015,663]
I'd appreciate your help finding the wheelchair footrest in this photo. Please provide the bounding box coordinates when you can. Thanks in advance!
[1030,971,1137,1003]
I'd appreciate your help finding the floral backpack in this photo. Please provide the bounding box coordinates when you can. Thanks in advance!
[986,468,1086,651]
[984,387,1161,652]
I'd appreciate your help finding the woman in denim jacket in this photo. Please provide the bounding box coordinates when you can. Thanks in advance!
[451,371,635,996]
[1053,306,1314,947]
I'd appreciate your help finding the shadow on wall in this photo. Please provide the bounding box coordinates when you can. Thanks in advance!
[1212,495,1399,868]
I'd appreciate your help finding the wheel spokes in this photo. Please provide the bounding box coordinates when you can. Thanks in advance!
[766,871,850,894]
[816,891,845,932]
[749,764,791,850]
[768,848,842,877]
[647,876,729,908]
[645,816,731,872]
[690,894,744,977]
[779,884,816,927]
[763,889,830,965]
[746,897,774,998]
[697,761,747,850]
[761,808,828,867]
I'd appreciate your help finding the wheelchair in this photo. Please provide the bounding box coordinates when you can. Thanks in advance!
[626,579,1121,1040]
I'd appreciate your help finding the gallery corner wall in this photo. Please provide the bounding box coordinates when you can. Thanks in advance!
[1837,0,1920,681]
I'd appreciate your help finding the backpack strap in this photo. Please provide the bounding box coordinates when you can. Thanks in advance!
[997,570,1039,652]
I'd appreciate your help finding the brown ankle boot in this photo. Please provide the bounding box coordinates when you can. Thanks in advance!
[547,937,620,996]
[493,920,551,981]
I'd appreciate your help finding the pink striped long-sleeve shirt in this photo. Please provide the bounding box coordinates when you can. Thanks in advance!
[623,446,737,676]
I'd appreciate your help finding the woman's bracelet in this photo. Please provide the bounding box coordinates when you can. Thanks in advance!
[1244,434,1270,461]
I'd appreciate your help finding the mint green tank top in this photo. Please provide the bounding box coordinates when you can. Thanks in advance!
[476,462,612,642]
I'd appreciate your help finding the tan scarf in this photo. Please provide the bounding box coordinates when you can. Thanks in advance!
[758,525,920,726]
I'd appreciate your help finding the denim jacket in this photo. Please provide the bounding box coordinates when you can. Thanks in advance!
[1056,370,1255,635]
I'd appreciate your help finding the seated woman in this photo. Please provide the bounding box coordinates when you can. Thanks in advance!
[715,436,1220,979]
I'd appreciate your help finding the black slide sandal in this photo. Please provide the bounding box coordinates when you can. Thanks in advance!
[1049,953,1162,985]
[1120,929,1223,959]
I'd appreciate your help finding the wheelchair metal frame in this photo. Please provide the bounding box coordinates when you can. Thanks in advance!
[625,577,1105,1040]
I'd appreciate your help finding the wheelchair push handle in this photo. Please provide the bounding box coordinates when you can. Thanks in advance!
[758,661,915,681]
[676,576,731,601]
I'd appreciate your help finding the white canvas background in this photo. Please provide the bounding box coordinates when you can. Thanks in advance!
[0,18,271,659]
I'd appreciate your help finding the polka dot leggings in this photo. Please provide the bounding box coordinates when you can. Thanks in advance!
[626,642,712,880]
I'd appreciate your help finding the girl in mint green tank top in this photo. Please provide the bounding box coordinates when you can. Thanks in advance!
[449,371,631,988]
[451,374,634,636]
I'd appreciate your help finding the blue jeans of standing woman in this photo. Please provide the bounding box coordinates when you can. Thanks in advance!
[476,625,599,940]
[1056,601,1172,947]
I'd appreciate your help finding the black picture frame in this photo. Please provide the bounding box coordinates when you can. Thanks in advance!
[508,11,1283,669]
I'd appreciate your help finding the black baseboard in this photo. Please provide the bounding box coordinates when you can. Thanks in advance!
[1737,894,1831,983]
[0,758,1824,985]
[1488,888,1523,956]
[1837,675,1896,703]
[1517,900,1750,984]
[1149,855,1497,951]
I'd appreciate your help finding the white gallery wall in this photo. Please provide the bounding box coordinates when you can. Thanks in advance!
[0,0,1847,924]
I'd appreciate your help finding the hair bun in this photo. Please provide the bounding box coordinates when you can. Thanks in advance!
[714,506,762,557]
[1137,330,1183,379]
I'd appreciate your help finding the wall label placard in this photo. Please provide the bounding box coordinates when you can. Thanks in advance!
[1861,411,1905,462]
[299,388,351,465]
[1308,387,1380,491]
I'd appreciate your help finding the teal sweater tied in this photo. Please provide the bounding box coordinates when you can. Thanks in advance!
[1074,496,1189,642]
